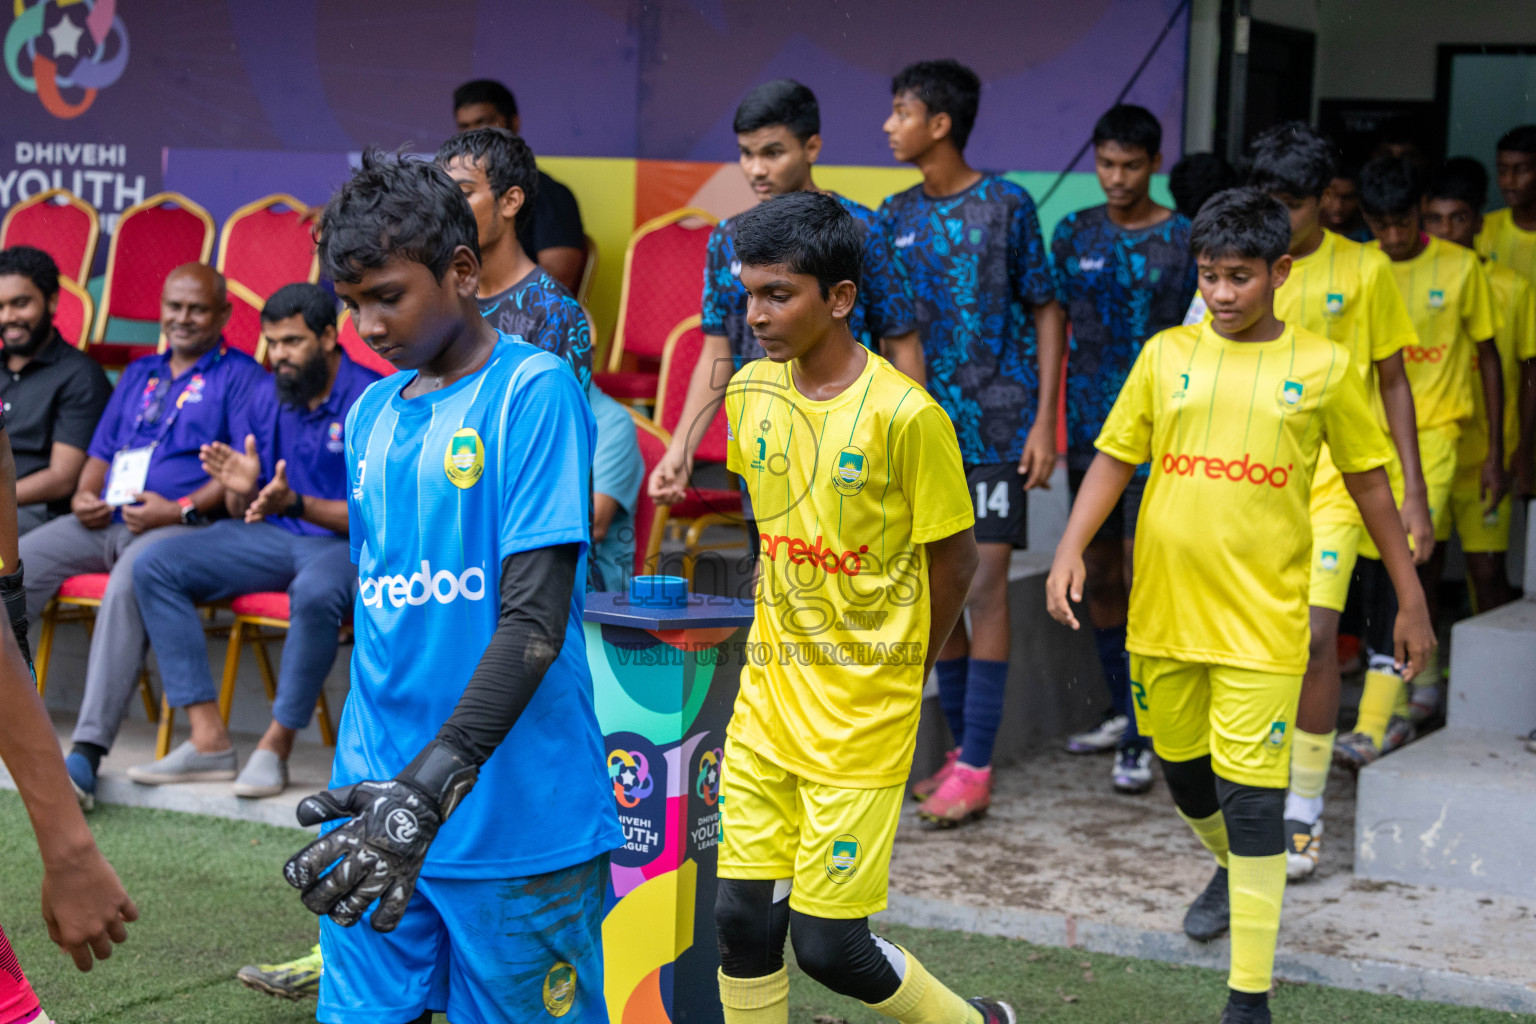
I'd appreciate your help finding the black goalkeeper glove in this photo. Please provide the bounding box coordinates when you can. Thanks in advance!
[0,559,32,674]
[283,740,478,932]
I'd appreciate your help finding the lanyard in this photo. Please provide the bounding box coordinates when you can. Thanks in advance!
[127,347,226,450]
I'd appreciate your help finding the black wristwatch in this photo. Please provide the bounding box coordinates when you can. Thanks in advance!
[285,493,305,519]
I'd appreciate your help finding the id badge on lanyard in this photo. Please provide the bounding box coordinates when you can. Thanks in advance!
[105,445,154,506]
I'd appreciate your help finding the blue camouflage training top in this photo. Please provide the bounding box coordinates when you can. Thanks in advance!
[476,267,593,394]
[1051,205,1198,472]
[879,175,1056,465]
[702,193,916,367]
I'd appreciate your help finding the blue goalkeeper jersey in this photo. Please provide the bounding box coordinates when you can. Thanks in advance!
[339,331,620,879]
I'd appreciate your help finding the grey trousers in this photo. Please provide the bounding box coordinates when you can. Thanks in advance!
[20,516,201,750]
[17,503,51,536]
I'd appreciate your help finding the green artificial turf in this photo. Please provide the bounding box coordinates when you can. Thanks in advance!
[0,792,1528,1023]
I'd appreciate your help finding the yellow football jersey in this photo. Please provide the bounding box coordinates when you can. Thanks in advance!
[1274,231,1417,524]
[1372,235,1495,432]
[1459,262,1536,469]
[724,351,974,789]
[1097,322,1393,674]
[1477,208,1536,294]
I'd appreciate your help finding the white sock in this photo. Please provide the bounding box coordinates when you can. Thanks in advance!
[1284,791,1324,824]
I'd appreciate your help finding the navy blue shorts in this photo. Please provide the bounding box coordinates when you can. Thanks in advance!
[318,855,608,1024]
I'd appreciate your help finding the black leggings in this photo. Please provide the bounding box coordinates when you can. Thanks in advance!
[1356,556,1398,662]
[715,879,903,1004]
[1161,754,1285,857]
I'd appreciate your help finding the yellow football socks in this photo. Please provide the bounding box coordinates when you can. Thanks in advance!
[1178,808,1230,868]
[1355,668,1402,746]
[720,967,789,1024]
[867,949,981,1024]
[1289,729,1334,800]
[1227,852,1287,993]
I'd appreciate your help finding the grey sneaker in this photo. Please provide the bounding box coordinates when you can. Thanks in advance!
[233,749,289,798]
[125,741,237,785]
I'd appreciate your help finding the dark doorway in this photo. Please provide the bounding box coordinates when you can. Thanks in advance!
[1214,8,1316,159]
[1246,21,1316,138]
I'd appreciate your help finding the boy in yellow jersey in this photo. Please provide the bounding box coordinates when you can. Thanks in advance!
[1049,188,1435,1024]
[1421,158,1536,700]
[713,191,1011,1024]
[1239,124,1431,883]
[1335,156,1500,769]
[1477,126,1536,295]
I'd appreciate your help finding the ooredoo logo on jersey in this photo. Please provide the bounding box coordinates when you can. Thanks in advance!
[359,561,487,609]
[1160,451,1293,489]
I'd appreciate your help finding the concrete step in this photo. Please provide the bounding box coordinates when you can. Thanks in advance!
[1354,728,1536,898]
[1446,597,1536,732]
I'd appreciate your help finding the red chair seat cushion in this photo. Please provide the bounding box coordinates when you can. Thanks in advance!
[58,573,110,600]
[231,591,290,621]
[671,489,743,520]
[89,344,159,368]
[592,370,659,400]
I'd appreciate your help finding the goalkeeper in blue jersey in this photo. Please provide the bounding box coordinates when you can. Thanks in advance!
[282,150,621,1024]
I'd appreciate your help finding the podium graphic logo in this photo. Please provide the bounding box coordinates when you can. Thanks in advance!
[695,746,722,807]
[6,0,129,119]
[444,428,484,488]
[607,748,654,808]
[825,833,861,884]
[542,961,577,1017]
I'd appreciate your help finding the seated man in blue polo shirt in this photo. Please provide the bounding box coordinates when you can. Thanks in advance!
[126,283,381,797]
[20,263,268,808]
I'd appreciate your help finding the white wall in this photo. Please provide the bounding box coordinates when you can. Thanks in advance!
[1184,0,1535,138]
[1317,0,1536,100]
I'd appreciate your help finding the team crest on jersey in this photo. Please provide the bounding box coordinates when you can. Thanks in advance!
[1278,377,1305,411]
[326,421,344,453]
[825,834,861,883]
[1325,292,1345,318]
[1319,549,1339,572]
[542,961,577,1016]
[832,446,868,495]
[1267,721,1288,748]
[444,428,485,489]
[1428,288,1446,310]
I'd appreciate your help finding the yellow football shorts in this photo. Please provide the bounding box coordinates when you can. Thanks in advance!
[1359,423,1459,560]
[1129,655,1301,788]
[1444,461,1511,551]
[717,740,903,919]
[1308,520,1361,612]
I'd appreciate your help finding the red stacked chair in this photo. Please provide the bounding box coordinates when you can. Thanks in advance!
[593,208,716,405]
[0,188,100,285]
[90,192,215,368]
[53,278,95,349]
[215,195,318,361]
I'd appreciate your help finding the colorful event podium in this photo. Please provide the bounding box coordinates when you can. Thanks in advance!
[587,581,755,1024]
